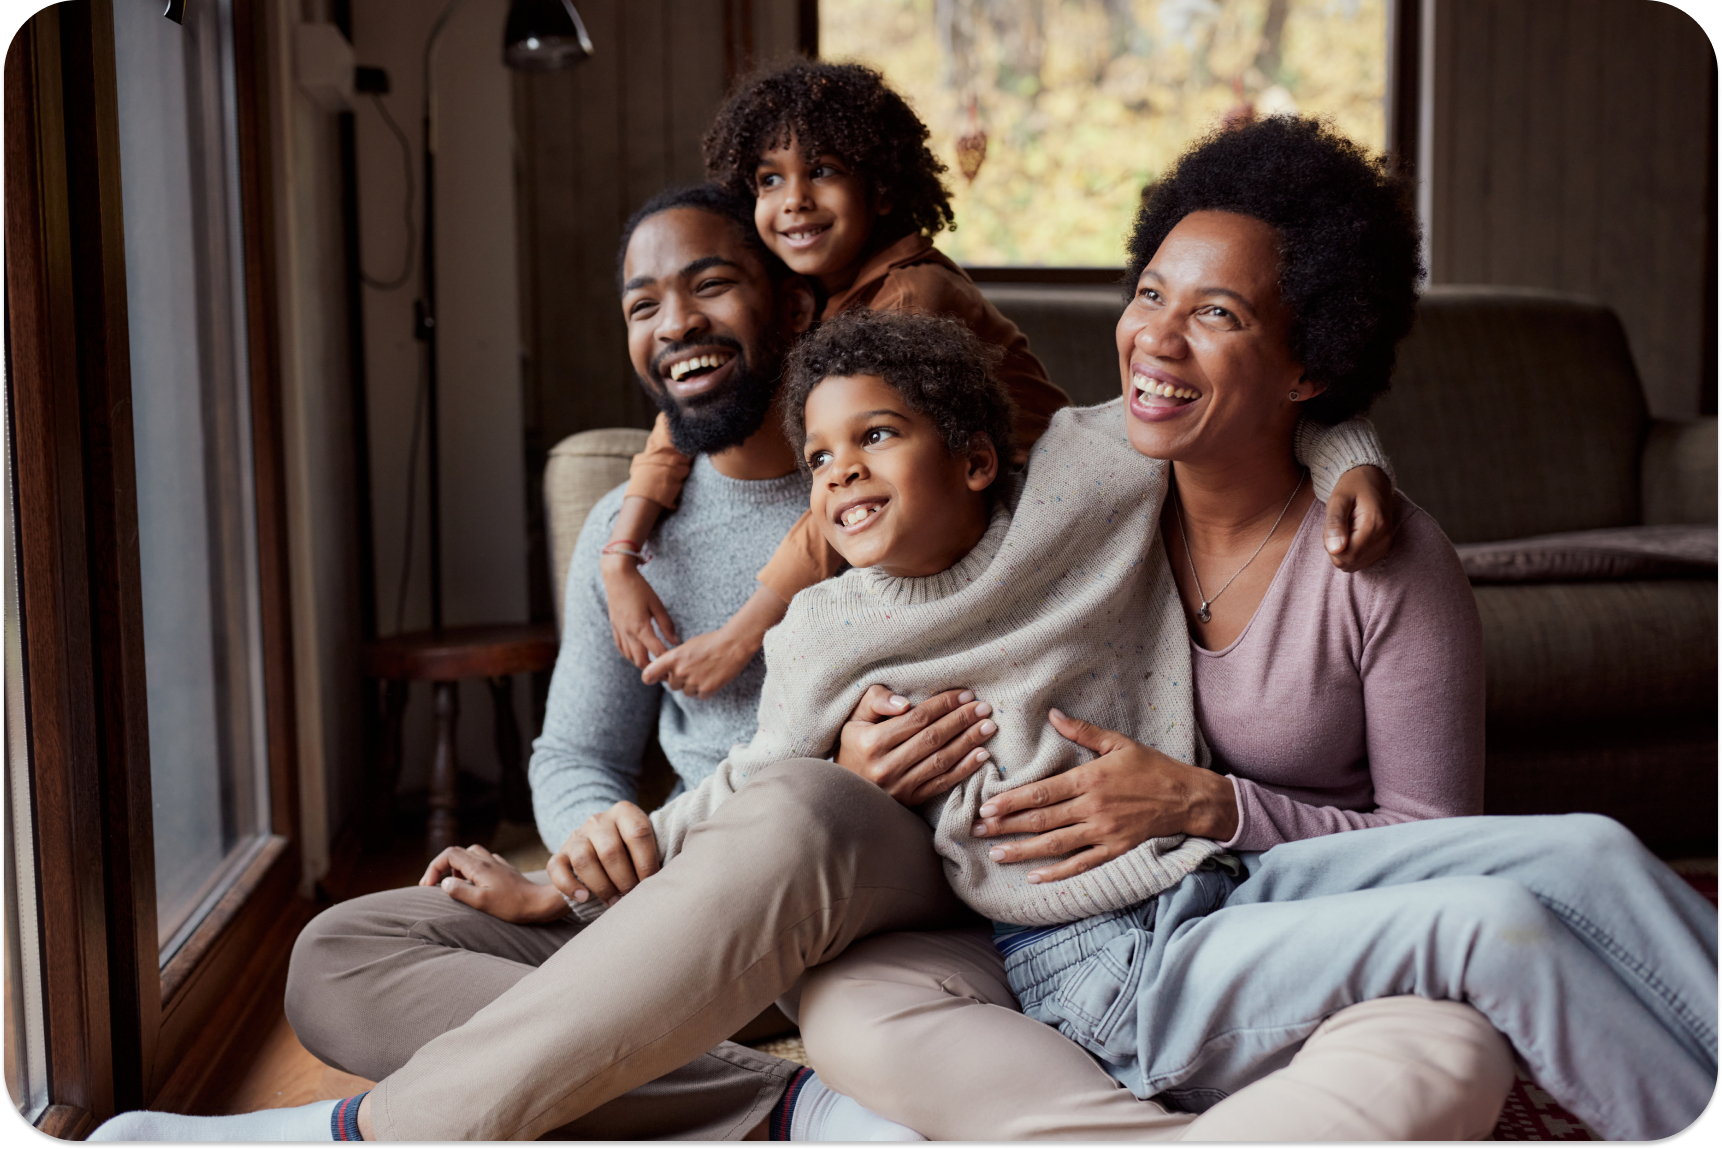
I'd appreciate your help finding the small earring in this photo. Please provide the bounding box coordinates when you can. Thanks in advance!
[1288,390,1300,401]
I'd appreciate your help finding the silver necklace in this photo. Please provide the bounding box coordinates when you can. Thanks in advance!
[1172,470,1305,624]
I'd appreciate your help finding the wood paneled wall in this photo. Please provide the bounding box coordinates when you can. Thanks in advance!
[1422,0,1717,416]
[512,0,801,617]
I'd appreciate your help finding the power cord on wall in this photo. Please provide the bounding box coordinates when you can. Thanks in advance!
[355,68,416,291]
[353,64,428,631]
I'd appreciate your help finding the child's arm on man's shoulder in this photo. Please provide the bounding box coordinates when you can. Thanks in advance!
[605,414,689,667]
[1295,417,1397,573]
[625,411,693,507]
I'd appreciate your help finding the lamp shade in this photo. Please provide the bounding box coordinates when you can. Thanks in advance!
[504,0,593,71]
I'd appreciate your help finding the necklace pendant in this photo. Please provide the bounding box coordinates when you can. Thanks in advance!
[1197,602,1212,623]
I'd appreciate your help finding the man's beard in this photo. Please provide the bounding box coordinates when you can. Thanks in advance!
[641,333,785,457]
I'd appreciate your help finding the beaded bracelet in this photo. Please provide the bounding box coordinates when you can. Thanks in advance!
[601,539,651,563]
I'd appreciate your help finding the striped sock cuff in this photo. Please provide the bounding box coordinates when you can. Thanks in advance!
[331,1092,368,1141]
[768,1067,815,1141]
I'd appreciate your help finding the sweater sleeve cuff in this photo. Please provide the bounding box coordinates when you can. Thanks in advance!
[1217,775,1250,851]
[565,893,606,925]
[1295,416,1396,502]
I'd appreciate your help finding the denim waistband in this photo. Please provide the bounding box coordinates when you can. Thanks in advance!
[1000,902,1154,1002]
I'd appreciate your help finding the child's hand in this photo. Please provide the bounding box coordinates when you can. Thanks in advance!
[1324,464,1397,572]
[602,556,680,669]
[640,627,757,698]
[546,801,659,909]
[420,844,569,923]
[640,585,790,698]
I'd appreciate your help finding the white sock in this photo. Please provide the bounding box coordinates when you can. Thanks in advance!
[789,1070,925,1141]
[88,1097,345,1141]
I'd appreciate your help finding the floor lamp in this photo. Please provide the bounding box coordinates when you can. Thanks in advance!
[366,0,592,857]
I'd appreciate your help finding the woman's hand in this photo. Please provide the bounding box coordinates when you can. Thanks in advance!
[1323,464,1396,573]
[420,844,569,923]
[546,800,660,909]
[835,685,999,806]
[969,709,1239,883]
[602,556,680,669]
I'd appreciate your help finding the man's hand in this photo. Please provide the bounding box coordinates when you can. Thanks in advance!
[602,556,680,669]
[420,843,569,923]
[1323,464,1396,573]
[835,685,999,806]
[968,709,1238,884]
[546,800,660,909]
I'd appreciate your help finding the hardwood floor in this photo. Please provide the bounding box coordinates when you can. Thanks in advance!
[209,1013,374,1116]
[199,814,549,1115]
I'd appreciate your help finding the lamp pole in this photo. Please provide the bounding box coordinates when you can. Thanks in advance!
[414,0,592,634]
[417,0,467,633]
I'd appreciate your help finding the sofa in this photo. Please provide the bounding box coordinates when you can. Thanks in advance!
[543,284,1718,856]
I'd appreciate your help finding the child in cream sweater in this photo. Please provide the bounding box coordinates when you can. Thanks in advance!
[571,307,1389,928]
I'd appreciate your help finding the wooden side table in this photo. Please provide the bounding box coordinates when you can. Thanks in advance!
[364,623,560,857]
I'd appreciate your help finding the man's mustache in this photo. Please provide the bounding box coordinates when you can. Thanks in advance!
[648,336,747,383]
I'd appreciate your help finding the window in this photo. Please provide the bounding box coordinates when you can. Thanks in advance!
[111,0,273,962]
[5,0,300,1126]
[820,0,1389,266]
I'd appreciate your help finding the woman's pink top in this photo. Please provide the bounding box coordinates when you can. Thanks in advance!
[1192,494,1485,853]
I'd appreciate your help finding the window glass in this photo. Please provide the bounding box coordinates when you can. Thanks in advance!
[821,0,1388,265]
[4,344,49,1122]
[110,0,271,961]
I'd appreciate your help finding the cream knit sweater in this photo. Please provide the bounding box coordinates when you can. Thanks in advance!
[573,402,1390,927]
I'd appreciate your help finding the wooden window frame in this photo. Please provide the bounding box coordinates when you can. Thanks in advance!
[4,1,306,1132]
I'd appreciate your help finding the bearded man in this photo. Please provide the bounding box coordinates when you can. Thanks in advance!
[180,186,965,1142]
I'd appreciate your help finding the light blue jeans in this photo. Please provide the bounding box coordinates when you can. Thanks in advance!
[1002,814,1717,1141]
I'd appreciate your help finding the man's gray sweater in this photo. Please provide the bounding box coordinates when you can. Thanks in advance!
[528,454,809,851]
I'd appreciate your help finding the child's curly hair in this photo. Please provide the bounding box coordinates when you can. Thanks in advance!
[1126,115,1424,425]
[783,309,1014,491]
[703,60,956,244]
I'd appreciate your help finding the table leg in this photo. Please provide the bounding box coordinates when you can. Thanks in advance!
[428,680,460,857]
[368,678,409,851]
[489,675,531,823]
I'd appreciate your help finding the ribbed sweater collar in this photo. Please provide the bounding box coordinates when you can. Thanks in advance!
[683,454,808,508]
[852,506,1011,607]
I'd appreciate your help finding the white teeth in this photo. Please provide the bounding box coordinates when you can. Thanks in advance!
[668,353,731,382]
[1134,378,1199,401]
[841,505,877,527]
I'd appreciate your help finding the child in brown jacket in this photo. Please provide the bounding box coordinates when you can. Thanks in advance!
[602,61,1391,698]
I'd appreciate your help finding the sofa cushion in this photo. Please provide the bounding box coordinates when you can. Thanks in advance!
[1370,287,1649,544]
[1458,525,1717,582]
[1472,580,1717,726]
[978,284,1124,407]
[1643,416,1719,526]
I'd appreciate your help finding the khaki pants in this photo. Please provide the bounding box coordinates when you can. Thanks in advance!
[288,760,969,1140]
[288,757,1513,1140]
[798,928,1517,1141]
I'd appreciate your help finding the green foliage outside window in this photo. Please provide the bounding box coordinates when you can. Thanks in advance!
[821,0,1387,266]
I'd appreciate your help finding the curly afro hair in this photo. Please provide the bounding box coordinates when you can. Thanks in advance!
[703,60,955,244]
[783,309,1014,491]
[1126,115,1424,424]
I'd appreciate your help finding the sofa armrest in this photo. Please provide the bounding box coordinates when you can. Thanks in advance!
[544,428,651,632]
[1642,416,1717,526]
